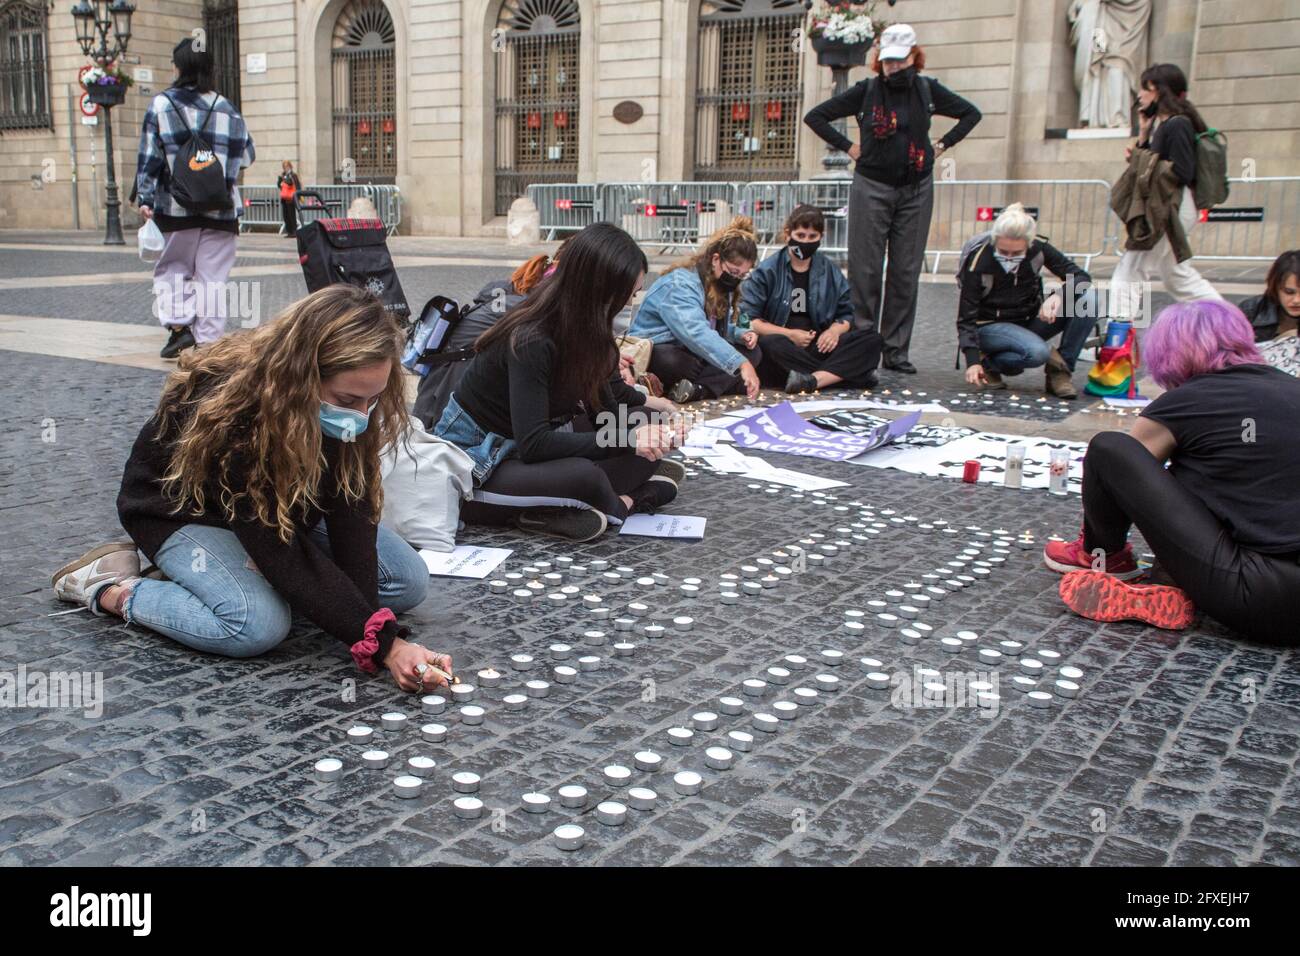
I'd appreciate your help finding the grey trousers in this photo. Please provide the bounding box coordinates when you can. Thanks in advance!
[847,172,935,364]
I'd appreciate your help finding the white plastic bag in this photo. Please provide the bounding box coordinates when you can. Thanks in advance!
[379,422,474,552]
[137,219,165,262]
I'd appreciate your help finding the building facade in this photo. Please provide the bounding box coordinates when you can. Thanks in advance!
[1,0,1297,235]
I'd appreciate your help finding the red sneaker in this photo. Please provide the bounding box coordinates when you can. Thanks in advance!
[1059,570,1196,630]
[1042,532,1144,580]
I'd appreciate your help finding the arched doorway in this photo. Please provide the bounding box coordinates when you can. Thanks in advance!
[492,0,580,215]
[331,0,397,183]
[694,0,804,181]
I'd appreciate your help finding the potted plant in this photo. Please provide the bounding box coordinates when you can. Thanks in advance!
[808,1,886,68]
[80,62,133,107]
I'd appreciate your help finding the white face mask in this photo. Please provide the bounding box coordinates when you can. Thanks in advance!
[994,253,1024,273]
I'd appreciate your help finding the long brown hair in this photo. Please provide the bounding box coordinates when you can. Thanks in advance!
[476,223,647,411]
[155,284,409,543]
[664,215,758,325]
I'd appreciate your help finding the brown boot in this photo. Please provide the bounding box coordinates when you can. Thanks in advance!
[979,356,1006,390]
[1045,349,1078,399]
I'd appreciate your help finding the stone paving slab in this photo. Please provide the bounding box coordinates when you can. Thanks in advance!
[2,352,1296,866]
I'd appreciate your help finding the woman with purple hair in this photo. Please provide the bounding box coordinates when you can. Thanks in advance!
[1043,300,1300,643]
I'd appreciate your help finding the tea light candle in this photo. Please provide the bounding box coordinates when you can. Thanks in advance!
[1054,679,1080,698]
[453,796,484,819]
[628,602,649,617]
[628,787,658,811]
[589,559,609,572]
[720,591,740,605]
[503,693,528,711]
[692,711,719,732]
[923,682,947,704]
[554,823,586,851]
[558,785,587,809]
[522,792,551,814]
[742,581,764,596]
[652,573,670,586]
[705,746,734,770]
[784,654,808,669]
[477,668,502,687]
[451,770,480,793]
[766,666,791,685]
[613,617,636,632]
[1011,676,1038,693]
[673,616,694,632]
[740,565,761,579]
[408,756,437,779]
[613,642,635,657]
[577,655,601,672]
[843,621,866,638]
[1059,665,1083,681]
[752,712,779,733]
[877,613,899,629]
[635,751,662,773]
[998,640,1024,656]
[978,648,1003,666]
[314,757,343,782]
[759,575,778,590]
[773,701,799,721]
[1027,690,1053,708]
[943,578,966,591]
[742,678,768,697]
[1020,658,1044,676]
[460,705,485,726]
[866,600,889,614]
[589,607,610,620]
[347,725,374,743]
[596,801,628,827]
[547,643,572,661]
[489,580,508,594]
[667,727,694,747]
[727,730,754,752]
[451,684,476,703]
[900,627,922,645]
[923,586,947,603]
[582,594,603,608]
[1037,649,1062,663]
[604,764,632,787]
[643,624,666,639]
[636,576,656,587]
[719,696,745,716]
[616,566,636,577]
[601,572,621,584]
[393,775,422,799]
[814,674,840,693]
[553,665,577,684]
[674,771,703,795]
[421,695,446,715]
[865,672,890,689]
[806,554,826,568]
[884,589,906,603]
[525,679,550,698]
[941,637,963,653]
[956,630,979,644]
[859,656,884,671]
[421,723,447,743]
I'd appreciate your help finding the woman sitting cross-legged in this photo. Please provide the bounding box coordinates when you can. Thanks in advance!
[1237,249,1300,377]
[629,216,763,404]
[741,204,884,393]
[1042,300,1300,645]
[51,285,448,692]
[433,223,687,543]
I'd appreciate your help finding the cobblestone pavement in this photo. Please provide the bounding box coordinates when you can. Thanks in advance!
[1,234,1296,867]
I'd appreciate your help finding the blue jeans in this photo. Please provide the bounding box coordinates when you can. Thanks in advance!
[977,311,1093,375]
[433,393,516,486]
[124,522,428,658]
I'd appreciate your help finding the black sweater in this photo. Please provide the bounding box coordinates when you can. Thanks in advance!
[1142,115,1197,188]
[957,239,1092,366]
[804,74,981,186]
[454,331,647,464]
[116,384,402,660]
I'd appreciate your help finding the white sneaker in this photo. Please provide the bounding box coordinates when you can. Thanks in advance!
[52,542,141,614]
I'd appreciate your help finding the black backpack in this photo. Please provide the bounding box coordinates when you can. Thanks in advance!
[161,92,232,213]
[855,74,936,125]
[295,210,411,322]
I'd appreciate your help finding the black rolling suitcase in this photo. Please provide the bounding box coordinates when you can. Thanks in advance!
[295,191,410,323]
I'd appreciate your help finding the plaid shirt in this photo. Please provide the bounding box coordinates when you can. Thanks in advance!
[134,85,255,220]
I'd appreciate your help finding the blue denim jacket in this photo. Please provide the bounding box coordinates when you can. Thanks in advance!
[629,268,745,374]
[432,393,516,486]
[739,248,855,333]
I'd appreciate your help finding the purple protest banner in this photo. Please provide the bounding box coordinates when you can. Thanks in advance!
[726,401,920,462]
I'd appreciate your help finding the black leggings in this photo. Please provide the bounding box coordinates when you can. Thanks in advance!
[461,453,658,527]
[758,329,883,387]
[649,342,762,399]
[1082,430,1300,645]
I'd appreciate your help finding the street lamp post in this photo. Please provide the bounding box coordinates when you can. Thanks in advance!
[72,0,136,245]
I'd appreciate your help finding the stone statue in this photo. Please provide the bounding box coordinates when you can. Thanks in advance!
[1068,0,1152,129]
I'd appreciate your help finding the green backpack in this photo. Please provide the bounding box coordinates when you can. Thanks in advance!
[1194,128,1230,210]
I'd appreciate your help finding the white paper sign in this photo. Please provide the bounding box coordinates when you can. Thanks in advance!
[618,514,707,539]
[246,52,267,75]
[419,545,512,578]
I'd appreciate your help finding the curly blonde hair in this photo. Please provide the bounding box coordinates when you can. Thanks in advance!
[664,215,758,326]
[155,284,410,543]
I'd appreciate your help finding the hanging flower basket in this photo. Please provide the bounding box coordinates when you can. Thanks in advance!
[810,35,871,68]
[80,63,132,107]
[85,82,127,106]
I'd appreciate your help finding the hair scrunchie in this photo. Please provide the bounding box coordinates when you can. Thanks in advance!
[351,608,396,674]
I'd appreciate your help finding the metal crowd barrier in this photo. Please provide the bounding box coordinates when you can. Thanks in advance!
[527,183,599,238]
[239,183,403,236]
[1190,176,1300,262]
[598,182,744,253]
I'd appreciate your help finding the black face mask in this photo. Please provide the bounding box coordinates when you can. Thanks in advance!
[716,270,742,291]
[788,239,821,261]
[884,66,915,89]
[1140,100,1159,118]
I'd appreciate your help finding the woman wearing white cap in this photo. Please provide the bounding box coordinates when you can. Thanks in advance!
[805,23,981,374]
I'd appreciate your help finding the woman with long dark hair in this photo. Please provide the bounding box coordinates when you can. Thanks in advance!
[51,285,445,692]
[433,223,685,542]
[1109,63,1221,319]
[134,37,255,358]
[629,216,764,403]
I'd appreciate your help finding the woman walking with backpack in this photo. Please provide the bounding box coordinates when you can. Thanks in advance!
[134,37,255,359]
[1108,63,1222,322]
[804,23,981,374]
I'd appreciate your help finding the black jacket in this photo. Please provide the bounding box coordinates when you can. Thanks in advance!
[1238,294,1287,343]
[956,239,1091,366]
[804,73,981,187]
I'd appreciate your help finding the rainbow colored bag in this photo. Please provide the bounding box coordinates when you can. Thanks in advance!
[1085,322,1140,398]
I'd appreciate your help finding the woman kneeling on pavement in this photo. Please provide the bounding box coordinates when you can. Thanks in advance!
[433,223,687,543]
[52,285,448,692]
[1042,300,1300,644]
[1238,250,1300,377]
[740,204,884,394]
[958,203,1095,399]
[629,216,763,404]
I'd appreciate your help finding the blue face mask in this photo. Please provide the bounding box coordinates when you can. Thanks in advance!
[319,400,376,441]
